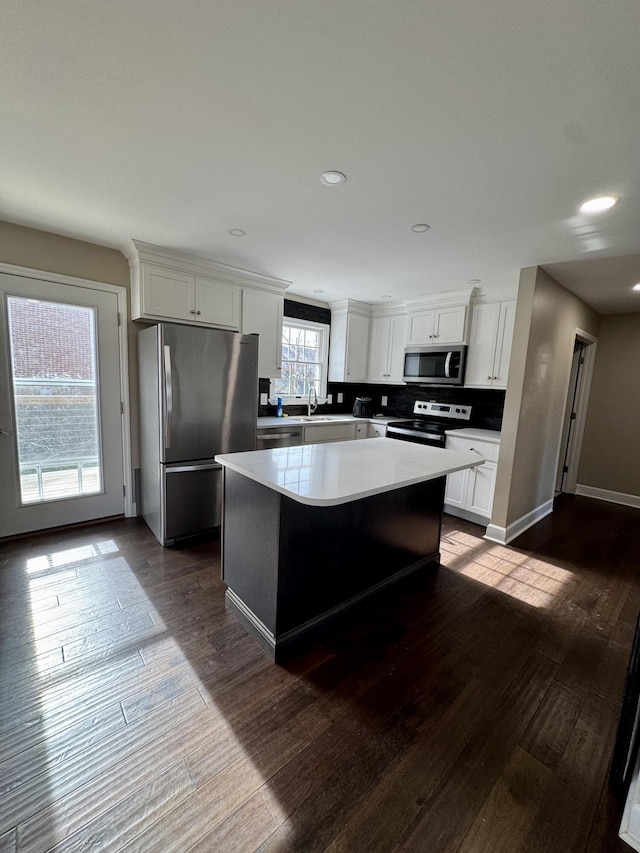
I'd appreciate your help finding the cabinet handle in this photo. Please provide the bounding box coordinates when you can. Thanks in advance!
[487,375,492,380]
[493,375,498,380]
[190,309,196,314]
[196,310,202,315]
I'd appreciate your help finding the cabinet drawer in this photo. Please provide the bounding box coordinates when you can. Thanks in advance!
[445,435,499,462]
[303,423,357,444]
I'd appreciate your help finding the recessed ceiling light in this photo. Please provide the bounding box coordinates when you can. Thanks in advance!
[467,279,481,285]
[321,171,346,186]
[579,195,619,214]
[228,228,246,237]
[381,295,392,300]
[313,289,325,294]
[633,283,640,292]
[411,224,430,233]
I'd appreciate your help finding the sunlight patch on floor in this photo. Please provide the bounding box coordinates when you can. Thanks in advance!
[22,538,289,841]
[440,530,573,608]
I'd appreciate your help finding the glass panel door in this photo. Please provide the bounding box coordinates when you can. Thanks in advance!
[7,296,103,504]
[0,273,124,537]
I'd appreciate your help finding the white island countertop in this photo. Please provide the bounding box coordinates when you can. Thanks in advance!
[216,437,484,507]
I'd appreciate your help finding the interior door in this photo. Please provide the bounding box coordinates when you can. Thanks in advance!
[0,272,124,537]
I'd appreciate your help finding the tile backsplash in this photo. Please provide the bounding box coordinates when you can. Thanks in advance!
[258,378,505,431]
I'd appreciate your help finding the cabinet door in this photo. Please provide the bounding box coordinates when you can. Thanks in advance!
[242,289,283,378]
[467,461,497,516]
[464,302,501,387]
[407,310,435,345]
[367,317,391,382]
[303,423,357,444]
[345,313,370,381]
[444,467,470,508]
[492,301,516,388]
[194,276,241,330]
[387,314,409,382]
[369,422,387,438]
[433,305,466,344]
[139,264,195,322]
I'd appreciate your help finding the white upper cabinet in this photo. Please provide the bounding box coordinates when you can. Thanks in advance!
[126,241,290,341]
[367,312,408,383]
[194,276,241,329]
[464,300,516,388]
[138,264,197,323]
[135,263,240,329]
[241,288,283,378]
[407,304,467,346]
[328,300,370,383]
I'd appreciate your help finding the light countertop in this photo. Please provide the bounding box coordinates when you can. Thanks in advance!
[257,414,397,428]
[216,437,484,507]
[444,427,502,443]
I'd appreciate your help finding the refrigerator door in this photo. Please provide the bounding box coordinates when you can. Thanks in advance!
[160,324,257,464]
[162,462,223,545]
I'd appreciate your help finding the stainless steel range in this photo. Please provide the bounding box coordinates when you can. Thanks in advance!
[386,400,472,447]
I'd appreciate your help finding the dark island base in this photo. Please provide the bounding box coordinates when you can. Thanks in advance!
[220,469,445,662]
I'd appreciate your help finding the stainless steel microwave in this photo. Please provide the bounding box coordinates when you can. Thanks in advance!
[402,344,467,385]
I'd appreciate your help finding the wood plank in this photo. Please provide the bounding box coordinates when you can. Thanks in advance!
[518,692,621,853]
[399,651,558,852]
[187,791,280,853]
[43,760,196,853]
[519,682,582,771]
[457,747,552,853]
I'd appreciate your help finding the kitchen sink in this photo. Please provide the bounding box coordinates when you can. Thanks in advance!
[296,416,334,422]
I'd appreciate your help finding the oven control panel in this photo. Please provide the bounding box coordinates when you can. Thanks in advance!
[413,400,472,421]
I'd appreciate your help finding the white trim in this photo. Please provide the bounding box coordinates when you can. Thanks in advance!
[0,262,134,518]
[484,499,554,545]
[620,751,640,852]
[575,484,640,510]
[269,316,330,405]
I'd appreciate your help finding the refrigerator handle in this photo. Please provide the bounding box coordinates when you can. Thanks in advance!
[164,345,172,448]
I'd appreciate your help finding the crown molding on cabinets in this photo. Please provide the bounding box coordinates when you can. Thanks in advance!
[123,239,292,295]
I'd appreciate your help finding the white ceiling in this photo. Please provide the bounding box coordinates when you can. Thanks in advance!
[2,0,640,314]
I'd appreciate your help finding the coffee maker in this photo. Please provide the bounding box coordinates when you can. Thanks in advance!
[352,396,373,417]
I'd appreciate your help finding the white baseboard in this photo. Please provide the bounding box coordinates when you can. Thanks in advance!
[575,484,640,510]
[484,498,554,545]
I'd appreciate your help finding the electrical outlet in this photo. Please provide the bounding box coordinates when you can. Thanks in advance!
[381,395,388,407]
[327,393,333,404]
[260,393,268,405]
[337,393,343,404]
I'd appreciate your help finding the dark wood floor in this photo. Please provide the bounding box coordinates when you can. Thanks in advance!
[1,494,638,852]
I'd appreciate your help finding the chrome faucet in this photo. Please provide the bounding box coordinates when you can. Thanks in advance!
[307,384,318,417]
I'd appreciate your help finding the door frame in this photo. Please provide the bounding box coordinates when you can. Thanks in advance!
[557,327,598,495]
[0,262,134,518]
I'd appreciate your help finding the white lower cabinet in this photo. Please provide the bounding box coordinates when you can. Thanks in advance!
[303,422,358,444]
[368,422,387,438]
[444,433,499,524]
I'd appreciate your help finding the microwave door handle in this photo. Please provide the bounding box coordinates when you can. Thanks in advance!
[164,345,172,449]
[444,351,452,378]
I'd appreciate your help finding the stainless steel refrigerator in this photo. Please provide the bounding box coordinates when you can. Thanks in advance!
[137,323,258,546]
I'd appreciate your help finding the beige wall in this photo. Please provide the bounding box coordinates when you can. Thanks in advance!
[0,221,141,472]
[492,267,600,530]
[578,313,640,497]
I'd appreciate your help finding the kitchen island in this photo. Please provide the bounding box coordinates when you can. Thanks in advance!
[215,437,483,661]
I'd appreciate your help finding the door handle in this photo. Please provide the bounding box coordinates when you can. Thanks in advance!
[164,345,172,449]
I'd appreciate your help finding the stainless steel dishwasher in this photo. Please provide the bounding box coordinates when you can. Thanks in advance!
[256,426,303,449]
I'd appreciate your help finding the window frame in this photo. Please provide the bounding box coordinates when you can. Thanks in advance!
[269,317,330,405]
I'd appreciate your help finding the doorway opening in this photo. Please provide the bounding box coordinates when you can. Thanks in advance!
[555,329,597,495]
